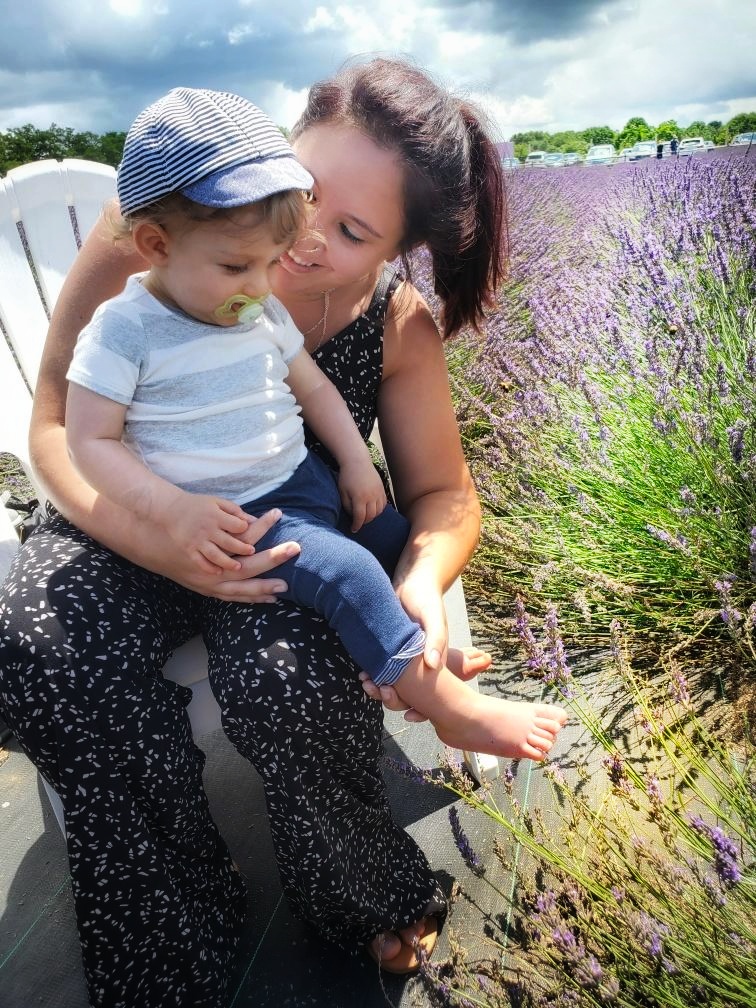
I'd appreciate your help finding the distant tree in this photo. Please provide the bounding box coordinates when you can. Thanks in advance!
[655,119,679,140]
[681,120,707,139]
[511,130,552,152]
[702,120,727,145]
[95,131,126,168]
[582,125,616,146]
[0,123,126,175]
[616,117,653,149]
[550,129,589,154]
[726,112,756,137]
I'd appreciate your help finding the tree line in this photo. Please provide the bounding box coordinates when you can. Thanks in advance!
[0,124,126,176]
[511,112,756,160]
[2,111,755,177]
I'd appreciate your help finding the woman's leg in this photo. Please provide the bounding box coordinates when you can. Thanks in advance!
[0,514,245,1008]
[204,598,444,951]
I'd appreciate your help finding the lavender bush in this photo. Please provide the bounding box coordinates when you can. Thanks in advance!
[398,604,755,1008]
[435,153,756,652]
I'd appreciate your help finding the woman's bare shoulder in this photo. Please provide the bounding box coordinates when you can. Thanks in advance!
[383,278,443,376]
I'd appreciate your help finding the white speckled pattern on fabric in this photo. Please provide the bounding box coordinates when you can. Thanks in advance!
[0,265,445,1008]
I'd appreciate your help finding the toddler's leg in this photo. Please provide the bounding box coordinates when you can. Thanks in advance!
[393,657,567,761]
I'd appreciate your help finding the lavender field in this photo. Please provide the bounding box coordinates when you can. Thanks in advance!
[410,150,756,1007]
[448,148,756,656]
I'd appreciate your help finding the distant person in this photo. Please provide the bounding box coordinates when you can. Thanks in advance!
[656,141,664,159]
[670,137,678,156]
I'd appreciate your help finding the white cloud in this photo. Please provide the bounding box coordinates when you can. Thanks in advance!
[227,24,260,45]
[0,0,753,138]
[304,6,336,31]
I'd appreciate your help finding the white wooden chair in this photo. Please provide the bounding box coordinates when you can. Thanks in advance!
[0,158,498,833]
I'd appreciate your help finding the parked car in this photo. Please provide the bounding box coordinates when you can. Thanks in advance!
[628,140,657,161]
[678,136,707,155]
[500,156,520,170]
[524,150,549,167]
[544,152,565,167]
[617,146,633,162]
[730,132,756,146]
[585,144,617,165]
[562,151,581,165]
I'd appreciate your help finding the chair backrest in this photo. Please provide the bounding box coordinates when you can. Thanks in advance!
[0,158,117,391]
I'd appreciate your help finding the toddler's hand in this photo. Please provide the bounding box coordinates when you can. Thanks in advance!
[169,493,253,573]
[338,460,387,532]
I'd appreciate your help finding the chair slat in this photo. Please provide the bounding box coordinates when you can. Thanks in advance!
[0,330,34,483]
[60,158,118,248]
[0,180,51,387]
[3,160,81,318]
[0,160,117,390]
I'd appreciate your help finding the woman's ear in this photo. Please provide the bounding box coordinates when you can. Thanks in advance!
[131,220,171,265]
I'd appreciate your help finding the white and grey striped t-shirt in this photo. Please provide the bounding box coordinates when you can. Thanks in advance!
[67,274,308,503]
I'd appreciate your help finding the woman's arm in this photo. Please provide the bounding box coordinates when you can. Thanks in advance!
[377,283,481,668]
[30,206,297,601]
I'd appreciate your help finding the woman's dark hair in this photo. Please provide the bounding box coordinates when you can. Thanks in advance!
[292,58,508,339]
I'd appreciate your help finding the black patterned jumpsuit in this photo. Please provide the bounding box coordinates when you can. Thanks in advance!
[0,265,443,1008]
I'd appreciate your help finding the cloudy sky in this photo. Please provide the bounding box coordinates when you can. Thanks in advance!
[2,0,754,141]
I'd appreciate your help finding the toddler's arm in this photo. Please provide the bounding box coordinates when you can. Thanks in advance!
[65,383,253,572]
[287,349,386,530]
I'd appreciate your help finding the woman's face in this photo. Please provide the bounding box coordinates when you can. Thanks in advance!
[271,122,406,302]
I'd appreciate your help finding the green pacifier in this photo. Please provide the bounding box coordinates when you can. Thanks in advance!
[215,293,268,324]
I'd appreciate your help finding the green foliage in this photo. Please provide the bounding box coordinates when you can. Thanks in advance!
[582,125,616,145]
[0,123,126,175]
[507,112,755,151]
[655,119,680,140]
[1,120,294,176]
[682,120,708,138]
[727,111,756,136]
[616,116,653,149]
[512,129,590,157]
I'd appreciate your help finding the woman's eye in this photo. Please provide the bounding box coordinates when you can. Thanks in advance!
[339,224,363,244]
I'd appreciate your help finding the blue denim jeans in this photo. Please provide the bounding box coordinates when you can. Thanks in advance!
[242,452,425,686]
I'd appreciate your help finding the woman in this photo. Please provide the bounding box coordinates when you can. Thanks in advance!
[0,57,505,1006]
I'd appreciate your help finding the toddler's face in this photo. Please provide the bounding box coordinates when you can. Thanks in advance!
[156,210,291,326]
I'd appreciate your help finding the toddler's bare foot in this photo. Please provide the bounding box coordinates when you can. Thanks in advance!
[447,646,492,681]
[432,694,567,762]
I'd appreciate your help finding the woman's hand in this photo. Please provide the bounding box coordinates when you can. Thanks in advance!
[359,573,447,723]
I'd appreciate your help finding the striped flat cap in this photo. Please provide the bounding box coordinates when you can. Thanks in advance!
[117,87,313,215]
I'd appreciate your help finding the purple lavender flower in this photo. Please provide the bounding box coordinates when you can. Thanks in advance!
[688,814,743,887]
[668,665,691,707]
[714,578,744,629]
[727,420,746,464]
[513,595,548,675]
[646,524,691,554]
[448,806,484,876]
[602,752,632,796]
[551,927,618,1000]
[645,774,664,805]
[543,604,574,696]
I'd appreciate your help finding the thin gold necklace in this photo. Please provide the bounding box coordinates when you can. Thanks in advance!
[302,289,335,350]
